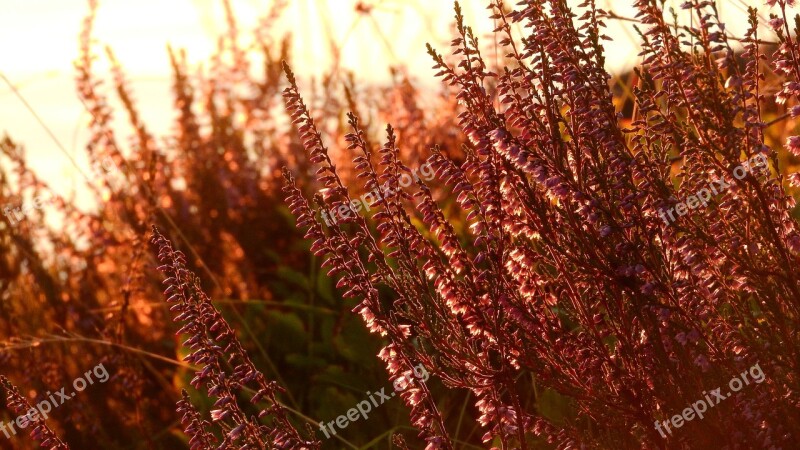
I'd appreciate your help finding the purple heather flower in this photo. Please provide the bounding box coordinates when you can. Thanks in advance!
[786,136,800,157]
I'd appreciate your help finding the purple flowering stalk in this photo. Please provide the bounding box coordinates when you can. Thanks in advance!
[0,377,70,450]
[282,1,800,448]
[151,228,319,449]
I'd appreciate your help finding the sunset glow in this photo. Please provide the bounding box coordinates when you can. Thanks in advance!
[0,0,787,199]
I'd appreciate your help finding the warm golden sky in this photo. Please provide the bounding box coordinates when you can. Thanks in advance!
[0,0,788,204]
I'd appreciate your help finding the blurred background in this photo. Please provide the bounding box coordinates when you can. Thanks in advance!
[0,0,773,201]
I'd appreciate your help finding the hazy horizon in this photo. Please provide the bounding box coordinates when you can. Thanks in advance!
[0,0,788,209]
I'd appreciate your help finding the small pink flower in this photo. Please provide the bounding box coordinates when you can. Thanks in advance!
[694,355,712,372]
[788,234,800,254]
[786,135,800,157]
[769,17,785,31]
[788,172,800,187]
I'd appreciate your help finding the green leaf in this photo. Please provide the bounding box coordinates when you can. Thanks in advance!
[537,388,573,424]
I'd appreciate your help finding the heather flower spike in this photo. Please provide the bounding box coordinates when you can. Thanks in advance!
[0,377,70,450]
[151,227,319,449]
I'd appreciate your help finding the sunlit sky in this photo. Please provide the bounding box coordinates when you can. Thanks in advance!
[0,0,788,200]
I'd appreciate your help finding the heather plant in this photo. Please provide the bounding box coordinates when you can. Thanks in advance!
[152,227,320,449]
[281,0,800,448]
